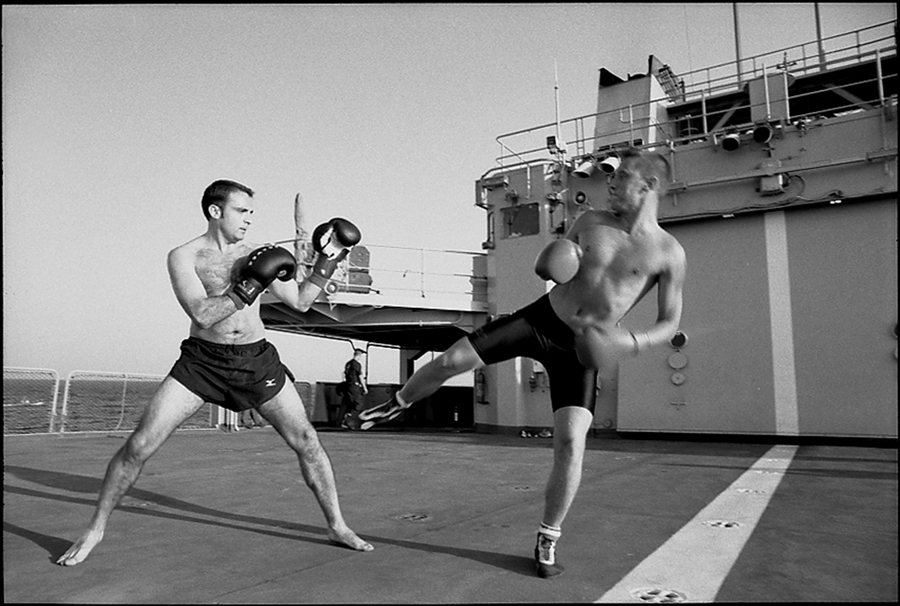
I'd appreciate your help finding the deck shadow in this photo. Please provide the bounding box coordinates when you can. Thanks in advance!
[5,465,536,576]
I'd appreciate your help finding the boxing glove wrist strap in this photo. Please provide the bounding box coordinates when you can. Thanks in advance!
[308,250,348,289]
[308,271,330,289]
[225,290,246,310]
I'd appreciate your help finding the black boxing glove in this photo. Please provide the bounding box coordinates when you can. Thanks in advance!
[228,245,297,308]
[308,218,362,289]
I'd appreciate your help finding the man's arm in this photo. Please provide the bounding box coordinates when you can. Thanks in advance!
[357,359,368,393]
[266,276,323,313]
[633,241,686,352]
[167,248,240,330]
[572,240,686,369]
[268,218,362,313]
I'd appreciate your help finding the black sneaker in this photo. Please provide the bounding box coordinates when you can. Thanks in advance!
[358,396,408,430]
[341,413,361,431]
[534,532,564,578]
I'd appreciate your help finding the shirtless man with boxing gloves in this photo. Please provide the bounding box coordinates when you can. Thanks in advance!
[57,179,372,566]
[359,147,686,578]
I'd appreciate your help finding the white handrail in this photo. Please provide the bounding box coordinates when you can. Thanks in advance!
[271,239,488,303]
[491,20,896,165]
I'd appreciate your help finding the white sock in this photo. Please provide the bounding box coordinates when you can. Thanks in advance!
[539,523,561,541]
[395,392,409,407]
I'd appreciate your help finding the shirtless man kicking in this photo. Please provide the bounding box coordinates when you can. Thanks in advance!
[57,179,373,565]
[358,147,686,578]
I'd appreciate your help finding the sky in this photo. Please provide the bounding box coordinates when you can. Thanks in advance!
[3,3,895,385]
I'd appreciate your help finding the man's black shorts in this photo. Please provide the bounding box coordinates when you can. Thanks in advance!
[168,337,295,413]
[467,294,598,414]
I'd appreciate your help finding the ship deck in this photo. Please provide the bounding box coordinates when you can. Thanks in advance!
[3,428,897,603]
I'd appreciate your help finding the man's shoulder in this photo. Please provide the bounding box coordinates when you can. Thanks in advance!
[575,209,608,225]
[652,228,687,270]
[657,227,684,253]
[168,236,205,265]
[169,234,206,254]
[568,209,609,236]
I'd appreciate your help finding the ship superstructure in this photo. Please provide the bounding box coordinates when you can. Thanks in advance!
[474,20,896,438]
[262,19,897,438]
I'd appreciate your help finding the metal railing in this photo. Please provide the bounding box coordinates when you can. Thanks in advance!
[275,239,488,304]
[493,20,896,166]
[58,370,212,433]
[679,21,896,99]
[4,366,317,435]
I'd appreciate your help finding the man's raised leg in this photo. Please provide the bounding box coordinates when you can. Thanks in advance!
[56,376,205,566]
[359,337,484,429]
[258,382,373,552]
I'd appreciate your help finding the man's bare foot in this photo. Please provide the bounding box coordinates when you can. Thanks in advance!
[56,529,104,566]
[328,526,373,551]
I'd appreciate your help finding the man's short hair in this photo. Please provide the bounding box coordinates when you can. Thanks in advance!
[617,147,671,190]
[201,179,254,220]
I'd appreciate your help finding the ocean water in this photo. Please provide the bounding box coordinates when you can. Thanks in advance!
[3,378,208,434]
[4,377,316,435]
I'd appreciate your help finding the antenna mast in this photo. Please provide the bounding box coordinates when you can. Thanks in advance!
[547,58,566,159]
[554,58,561,145]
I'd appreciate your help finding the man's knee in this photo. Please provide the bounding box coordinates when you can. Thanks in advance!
[122,430,160,464]
[291,423,318,445]
[286,426,324,460]
[553,432,585,458]
[266,401,320,453]
[552,407,592,459]
[437,338,482,376]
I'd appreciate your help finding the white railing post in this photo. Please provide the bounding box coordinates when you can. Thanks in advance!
[116,372,128,431]
[61,371,74,433]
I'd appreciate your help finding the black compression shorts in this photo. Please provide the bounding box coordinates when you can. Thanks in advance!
[168,337,296,413]
[467,294,598,414]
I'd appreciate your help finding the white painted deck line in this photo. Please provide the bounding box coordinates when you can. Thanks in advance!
[595,444,798,603]
[764,211,800,436]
